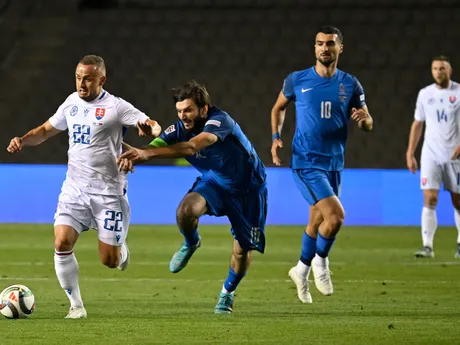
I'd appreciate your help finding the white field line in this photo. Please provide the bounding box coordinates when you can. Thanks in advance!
[0,277,459,284]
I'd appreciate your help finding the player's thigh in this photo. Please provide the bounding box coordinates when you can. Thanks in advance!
[420,158,442,191]
[443,161,460,195]
[227,184,268,254]
[91,194,130,248]
[186,178,224,217]
[54,180,92,250]
[292,169,337,205]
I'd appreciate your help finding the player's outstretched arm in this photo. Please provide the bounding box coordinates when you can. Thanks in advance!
[351,105,373,132]
[117,132,218,168]
[271,91,290,166]
[406,120,424,173]
[7,120,62,153]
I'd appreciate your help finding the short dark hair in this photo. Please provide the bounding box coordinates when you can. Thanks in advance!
[317,26,343,43]
[172,80,212,108]
[432,55,450,63]
[79,55,106,74]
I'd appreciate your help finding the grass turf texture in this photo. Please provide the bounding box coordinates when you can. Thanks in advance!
[0,225,459,344]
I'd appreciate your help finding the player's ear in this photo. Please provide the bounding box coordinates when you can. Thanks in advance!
[339,44,344,54]
[100,75,107,86]
[202,104,209,115]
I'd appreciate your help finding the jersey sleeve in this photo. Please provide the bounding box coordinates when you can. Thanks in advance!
[349,78,366,110]
[116,98,149,127]
[414,90,426,122]
[282,73,296,101]
[153,122,180,146]
[203,114,234,141]
[48,102,68,130]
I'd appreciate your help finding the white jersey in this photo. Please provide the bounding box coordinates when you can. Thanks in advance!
[49,90,149,195]
[415,81,460,164]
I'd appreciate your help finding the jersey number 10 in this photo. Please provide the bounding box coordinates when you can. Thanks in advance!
[321,101,332,119]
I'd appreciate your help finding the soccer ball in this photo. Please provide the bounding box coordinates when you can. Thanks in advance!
[0,284,35,319]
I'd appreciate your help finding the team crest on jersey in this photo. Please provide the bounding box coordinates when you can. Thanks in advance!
[165,125,176,134]
[421,177,427,185]
[450,96,457,104]
[95,108,106,120]
[338,83,347,102]
[70,106,78,116]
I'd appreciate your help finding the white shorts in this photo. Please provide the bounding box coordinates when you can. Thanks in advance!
[420,158,460,194]
[54,179,130,246]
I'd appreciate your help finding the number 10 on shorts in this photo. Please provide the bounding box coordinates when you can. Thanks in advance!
[104,210,123,232]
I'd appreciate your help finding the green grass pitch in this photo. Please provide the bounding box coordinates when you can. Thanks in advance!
[0,225,459,344]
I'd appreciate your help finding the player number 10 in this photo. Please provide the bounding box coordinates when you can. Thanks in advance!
[321,101,332,119]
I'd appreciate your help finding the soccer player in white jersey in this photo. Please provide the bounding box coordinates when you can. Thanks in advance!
[7,55,161,318]
[406,56,460,259]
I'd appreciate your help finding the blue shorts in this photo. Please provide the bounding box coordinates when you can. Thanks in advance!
[189,178,267,253]
[292,169,341,205]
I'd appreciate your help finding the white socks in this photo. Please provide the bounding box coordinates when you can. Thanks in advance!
[295,260,311,279]
[421,206,437,248]
[454,209,460,244]
[54,251,83,308]
[312,254,328,269]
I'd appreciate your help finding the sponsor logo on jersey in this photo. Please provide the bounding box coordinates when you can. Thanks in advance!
[70,106,78,116]
[450,96,456,104]
[84,108,90,116]
[165,125,176,134]
[205,120,221,127]
[95,108,106,120]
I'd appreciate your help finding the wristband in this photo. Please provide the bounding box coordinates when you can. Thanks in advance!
[272,133,281,141]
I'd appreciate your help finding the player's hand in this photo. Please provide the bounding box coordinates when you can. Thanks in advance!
[451,145,460,160]
[118,158,135,173]
[271,138,283,166]
[351,107,369,127]
[406,153,418,173]
[7,137,24,153]
[117,142,150,168]
[137,120,161,138]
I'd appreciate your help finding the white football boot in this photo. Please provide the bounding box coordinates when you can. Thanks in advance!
[311,255,333,296]
[65,306,87,319]
[288,267,313,304]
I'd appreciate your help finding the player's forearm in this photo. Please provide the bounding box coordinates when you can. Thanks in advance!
[21,126,52,147]
[360,116,373,132]
[144,142,196,159]
[271,108,286,136]
[406,121,423,156]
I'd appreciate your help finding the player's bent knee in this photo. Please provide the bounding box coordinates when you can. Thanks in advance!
[54,226,78,252]
[423,190,438,206]
[327,213,344,231]
[176,202,200,222]
[99,253,119,268]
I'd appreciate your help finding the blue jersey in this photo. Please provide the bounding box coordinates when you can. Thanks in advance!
[283,67,366,171]
[160,106,266,194]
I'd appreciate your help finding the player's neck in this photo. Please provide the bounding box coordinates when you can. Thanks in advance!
[314,62,337,78]
[435,80,451,89]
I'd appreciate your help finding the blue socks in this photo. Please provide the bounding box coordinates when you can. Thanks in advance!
[180,228,200,247]
[223,268,245,293]
[316,232,336,258]
[300,232,317,266]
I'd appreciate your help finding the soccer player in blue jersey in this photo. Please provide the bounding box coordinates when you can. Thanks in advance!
[118,81,267,314]
[270,26,373,303]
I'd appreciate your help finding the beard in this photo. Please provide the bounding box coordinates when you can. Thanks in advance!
[317,55,336,67]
